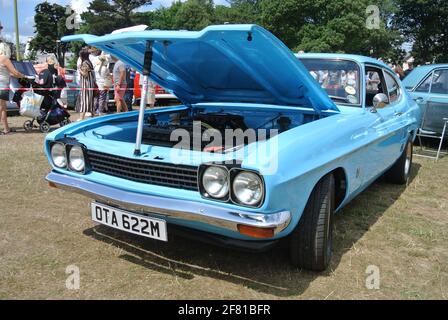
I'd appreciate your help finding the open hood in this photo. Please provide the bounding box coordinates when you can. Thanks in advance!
[62,25,338,114]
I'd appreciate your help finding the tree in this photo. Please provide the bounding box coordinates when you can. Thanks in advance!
[174,0,214,30]
[393,0,448,64]
[80,0,153,35]
[30,1,75,67]
[214,0,261,24]
[260,0,401,60]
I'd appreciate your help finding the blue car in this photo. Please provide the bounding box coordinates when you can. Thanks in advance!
[402,64,448,136]
[44,25,421,271]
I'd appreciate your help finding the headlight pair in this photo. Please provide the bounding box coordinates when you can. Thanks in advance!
[200,166,264,207]
[50,142,86,173]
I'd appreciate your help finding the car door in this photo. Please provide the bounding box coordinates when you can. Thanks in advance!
[424,69,448,135]
[411,70,435,116]
[363,66,406,183]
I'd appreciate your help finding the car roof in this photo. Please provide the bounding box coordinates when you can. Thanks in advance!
[402,64,448,89]
[296,53,391,70]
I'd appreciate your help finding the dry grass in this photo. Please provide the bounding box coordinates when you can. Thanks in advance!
[1,114,447,300]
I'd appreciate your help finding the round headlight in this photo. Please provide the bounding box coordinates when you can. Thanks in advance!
[233,172,264,206]
[51,143,67,168]
[202,166,229,199]
[69,145,85,172]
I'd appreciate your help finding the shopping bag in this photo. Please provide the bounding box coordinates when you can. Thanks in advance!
[19,91,44,118]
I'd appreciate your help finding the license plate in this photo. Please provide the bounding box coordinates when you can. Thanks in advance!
[91,203,168,242]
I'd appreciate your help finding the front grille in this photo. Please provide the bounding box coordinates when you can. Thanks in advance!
[86,150,199,191]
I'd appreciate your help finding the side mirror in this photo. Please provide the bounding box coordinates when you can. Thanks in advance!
[372,93,389,110]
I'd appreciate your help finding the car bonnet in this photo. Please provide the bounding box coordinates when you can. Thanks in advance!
[62,24,339,114]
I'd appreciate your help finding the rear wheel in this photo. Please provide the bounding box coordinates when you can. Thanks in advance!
[39,122,50,133]
[289,174,335,271]
[386,137,413,185]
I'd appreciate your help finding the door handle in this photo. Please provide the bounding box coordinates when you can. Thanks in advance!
[415,97,424,103]
[394,112,403,117]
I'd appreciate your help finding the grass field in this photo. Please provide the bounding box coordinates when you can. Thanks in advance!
[1,114,447,300]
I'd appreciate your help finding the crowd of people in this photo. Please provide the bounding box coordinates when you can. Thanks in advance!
[75,46,154,121]
[0,35,156,134]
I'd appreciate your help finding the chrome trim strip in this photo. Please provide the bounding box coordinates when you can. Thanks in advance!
[46,172,291,235]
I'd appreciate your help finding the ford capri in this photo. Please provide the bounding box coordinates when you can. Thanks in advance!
[44,25,421,271]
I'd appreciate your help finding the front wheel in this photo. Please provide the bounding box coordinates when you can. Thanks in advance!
[386,138,413,185]
[23,120,33,132]
[289,174,335,271]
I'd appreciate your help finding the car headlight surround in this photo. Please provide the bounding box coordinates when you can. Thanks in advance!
[50,142,67,168]
[232,170,264,207]
[201,166,230,200]
[68,145,86,172]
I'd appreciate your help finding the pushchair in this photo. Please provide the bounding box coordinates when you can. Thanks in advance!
[17,78,71,133]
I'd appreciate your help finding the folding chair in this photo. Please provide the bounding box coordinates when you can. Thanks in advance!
[415,102,448,161]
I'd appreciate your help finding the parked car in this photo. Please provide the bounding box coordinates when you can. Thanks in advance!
[64,68,77,83]
[44,25,421,271]
[66,80,80,110]
[402,64,448,135]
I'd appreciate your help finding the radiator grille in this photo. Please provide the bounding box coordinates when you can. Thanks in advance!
[86,150,199,191]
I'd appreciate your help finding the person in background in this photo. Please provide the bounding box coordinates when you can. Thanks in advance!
[94,53,112,115]
[394,64,405,80]
[138,73,156,109]
[403,62,414,79]
[89,47,101,66]
[0,42,27,135]
[34,56,58,110]
[78,48,95,121]
[124,67,135,111]
[112,57,127,113]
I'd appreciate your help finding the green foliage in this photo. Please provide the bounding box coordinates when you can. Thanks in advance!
[30,1,75,66]
[261,0,401,60]
[80,0,152,35]
[394,0,448,64]
[174,0,214,30]
[38,0,443,65]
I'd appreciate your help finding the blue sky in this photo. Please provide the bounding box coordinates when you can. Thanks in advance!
[0,0,228,43]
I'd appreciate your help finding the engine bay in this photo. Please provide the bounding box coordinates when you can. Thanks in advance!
[141,107,318,152]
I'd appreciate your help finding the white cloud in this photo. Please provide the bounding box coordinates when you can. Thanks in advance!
[0,0,13,8]
[70,0,89,15]
[2,32,31,44]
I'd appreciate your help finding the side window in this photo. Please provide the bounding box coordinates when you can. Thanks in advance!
[365,67,387,107]
[384,72,401,103]
[430,70,448,95]
[415,73,433,93]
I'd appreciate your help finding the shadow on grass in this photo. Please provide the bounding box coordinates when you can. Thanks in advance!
[83,164,421,297]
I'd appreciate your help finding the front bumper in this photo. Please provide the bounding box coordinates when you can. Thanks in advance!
[46,172,291,238]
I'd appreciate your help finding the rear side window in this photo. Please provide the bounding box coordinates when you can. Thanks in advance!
[384,72,401,103]
[430,70,448,95]
[415,73,432,93]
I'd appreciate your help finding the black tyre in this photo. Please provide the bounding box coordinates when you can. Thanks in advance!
[23,120,33,132]
[39,122,51,133]
[386,138,413,185]
[290,174,335,271]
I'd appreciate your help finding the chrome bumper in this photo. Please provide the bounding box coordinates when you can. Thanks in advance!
[46,172,291,236]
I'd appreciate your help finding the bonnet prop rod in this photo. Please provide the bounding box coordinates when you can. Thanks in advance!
[134,40,153,156]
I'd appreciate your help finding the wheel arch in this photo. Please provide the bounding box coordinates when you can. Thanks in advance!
[330,167,348,210]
